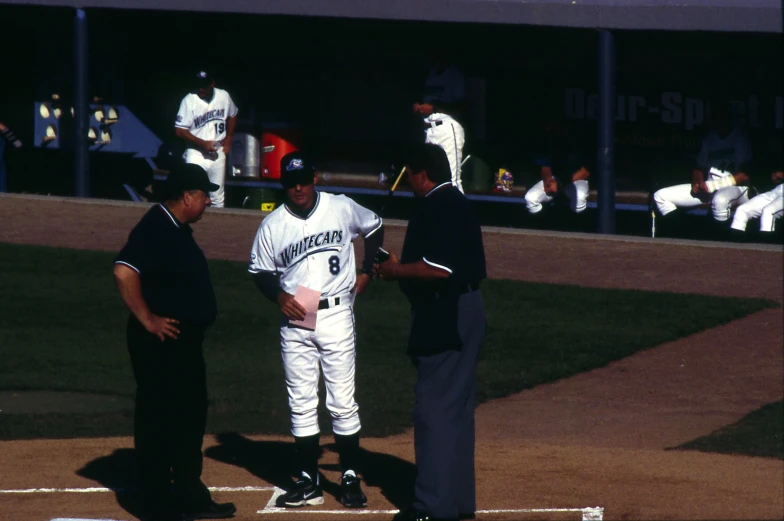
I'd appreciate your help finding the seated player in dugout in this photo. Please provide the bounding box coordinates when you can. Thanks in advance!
[730,169,783,238]
[524,118,591,216]
[652,100,753,234]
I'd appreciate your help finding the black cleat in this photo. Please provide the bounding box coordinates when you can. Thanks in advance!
[339,472,368,508]
[275,474,324,508]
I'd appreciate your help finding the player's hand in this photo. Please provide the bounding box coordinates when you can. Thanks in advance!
[691,181,708,196]
[733,172,750,185]
[373,251,400,281]
[142,315,180,342]
[278,292,307,321]
[201,140,218,153]
[221,140,231,155]
[571,167,590,182]
[544,178,559,195]
[353,273,372,296]
[416,103,434,116]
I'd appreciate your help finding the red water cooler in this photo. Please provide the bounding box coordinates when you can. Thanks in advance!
[261,128,302,179]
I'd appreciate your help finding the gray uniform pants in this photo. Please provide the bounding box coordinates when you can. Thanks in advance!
[411,290,485,519]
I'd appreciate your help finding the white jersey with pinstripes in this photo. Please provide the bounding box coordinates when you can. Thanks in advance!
[248,192,382,299]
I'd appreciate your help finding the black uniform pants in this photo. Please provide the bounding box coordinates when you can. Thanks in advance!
[410,290,485,520]
[127,317,211,510]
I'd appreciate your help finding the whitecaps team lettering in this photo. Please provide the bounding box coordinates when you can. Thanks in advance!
[279,230,344,267]
[193,108,226,129]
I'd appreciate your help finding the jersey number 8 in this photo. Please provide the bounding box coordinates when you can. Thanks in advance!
[329,255,340,275]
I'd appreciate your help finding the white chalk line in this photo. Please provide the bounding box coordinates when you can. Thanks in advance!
[257,508,604,515]
[259,487,604,519]
[0,485,274,494]
[5,484,604,520]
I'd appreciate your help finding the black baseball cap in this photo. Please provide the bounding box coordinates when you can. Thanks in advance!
[166,163,219,194]
[280,152,316,189]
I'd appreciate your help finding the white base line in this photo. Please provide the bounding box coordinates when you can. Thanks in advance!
[259,488,603,520]
[258,507,604,520]
[256,508,605,514]
[4,485,603,520]
[0,486,274,494]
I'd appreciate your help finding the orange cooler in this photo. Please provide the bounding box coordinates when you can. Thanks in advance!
[261,129,302,179]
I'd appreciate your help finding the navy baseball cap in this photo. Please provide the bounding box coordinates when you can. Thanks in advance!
[280,152,316,189]
[166,163,219,194]
[194,70,214,87]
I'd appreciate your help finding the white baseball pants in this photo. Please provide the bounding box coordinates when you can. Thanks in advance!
[280,302,361,438]
[654,179,749,222]
[424,114,465,193]
[183,149,227,208]
[525,179,589,214]
[731,185,784,232]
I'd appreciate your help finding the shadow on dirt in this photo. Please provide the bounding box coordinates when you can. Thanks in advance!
[205,432,416,508]
[73,433,417,517]
[76,448,146,519]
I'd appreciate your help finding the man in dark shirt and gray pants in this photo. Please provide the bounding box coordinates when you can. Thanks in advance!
[114,163,236,521]
[375,143,487,521]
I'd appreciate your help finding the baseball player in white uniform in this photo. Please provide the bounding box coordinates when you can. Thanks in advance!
[414,63,466,192]
[525,121,590,215]
[731,170,784,233]
[653,103,752,223]
[174,71,238,208]
[248,151,384,509]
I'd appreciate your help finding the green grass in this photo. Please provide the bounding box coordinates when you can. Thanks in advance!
[672,401,784,459]
[0,242,777,440]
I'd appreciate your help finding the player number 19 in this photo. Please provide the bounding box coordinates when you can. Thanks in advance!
[214,122,225,134]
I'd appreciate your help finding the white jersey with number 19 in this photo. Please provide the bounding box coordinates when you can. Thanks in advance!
[174,87,238,143]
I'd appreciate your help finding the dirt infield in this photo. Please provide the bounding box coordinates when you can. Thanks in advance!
[0,194,782,521]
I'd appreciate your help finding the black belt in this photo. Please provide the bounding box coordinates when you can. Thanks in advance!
[461,281,480,294]
[434,281,480,299]
[318,296,340,310]
[425,120,444,128]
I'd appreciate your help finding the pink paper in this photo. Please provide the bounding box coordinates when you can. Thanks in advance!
[289,285,320,330]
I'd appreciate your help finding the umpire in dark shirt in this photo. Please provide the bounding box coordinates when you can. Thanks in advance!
[375,143,487,521]
[113,163,236,521]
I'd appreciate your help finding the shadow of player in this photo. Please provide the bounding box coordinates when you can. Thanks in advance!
[76,448,145,520]
[205,432,416,508]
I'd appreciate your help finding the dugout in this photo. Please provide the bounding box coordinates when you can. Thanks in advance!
[0,0,780,236]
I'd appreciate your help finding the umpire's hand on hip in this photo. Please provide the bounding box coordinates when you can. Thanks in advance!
[143,315,181,342]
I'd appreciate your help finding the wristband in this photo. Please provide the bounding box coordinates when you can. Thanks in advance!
[705,175,736,193]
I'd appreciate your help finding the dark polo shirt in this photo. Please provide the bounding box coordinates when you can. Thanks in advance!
[115,204,217,329]
[399,182,486,353]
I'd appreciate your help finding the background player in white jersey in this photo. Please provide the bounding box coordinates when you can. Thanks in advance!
[174,71,238,208]
[248,151,384,509]
[414,57,466,192]
[653,102,752,226]
[525,119,591,217]
[730,170,784,234]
